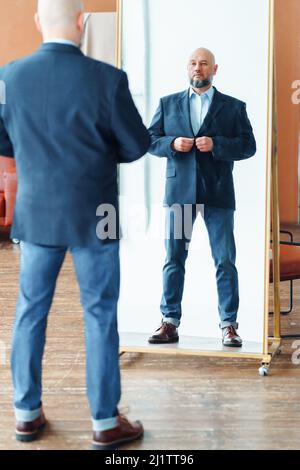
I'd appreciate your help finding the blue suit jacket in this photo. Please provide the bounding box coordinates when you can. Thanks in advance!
[148,87,256,210]
[0,43,150,246]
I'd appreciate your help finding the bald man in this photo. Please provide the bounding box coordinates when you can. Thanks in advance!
[0,0,149,450]
[148,48,256,347]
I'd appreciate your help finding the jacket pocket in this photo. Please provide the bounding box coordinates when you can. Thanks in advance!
[166,168,176,178]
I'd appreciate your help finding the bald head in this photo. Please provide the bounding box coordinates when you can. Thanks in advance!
[189,48,216,66]
[35,0,85,43]
[187,47,218,93]
[38,0,83,28]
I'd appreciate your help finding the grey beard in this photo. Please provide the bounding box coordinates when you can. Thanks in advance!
[190,76,213,89]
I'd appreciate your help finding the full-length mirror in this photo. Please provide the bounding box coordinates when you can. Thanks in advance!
[270,0,300,340]
[117,0,273,355]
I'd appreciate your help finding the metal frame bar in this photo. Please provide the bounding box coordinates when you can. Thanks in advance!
[270,230,293,315]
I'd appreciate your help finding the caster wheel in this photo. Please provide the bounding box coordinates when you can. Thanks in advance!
[259,366,269,376]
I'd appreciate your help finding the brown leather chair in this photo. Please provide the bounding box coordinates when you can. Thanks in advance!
[0,156,17,228]
[270,230,300,338]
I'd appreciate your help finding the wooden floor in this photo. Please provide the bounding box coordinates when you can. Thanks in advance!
[1,231,300,450]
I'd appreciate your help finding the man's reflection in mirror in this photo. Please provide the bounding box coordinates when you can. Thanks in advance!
[147,48,256,347]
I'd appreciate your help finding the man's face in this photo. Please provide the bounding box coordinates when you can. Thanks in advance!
[188,50,218,88]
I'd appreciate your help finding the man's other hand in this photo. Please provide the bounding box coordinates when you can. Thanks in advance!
[195,136,214,152]
[172,137,195,153]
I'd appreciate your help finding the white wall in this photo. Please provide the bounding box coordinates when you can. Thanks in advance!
[119,0,270,347]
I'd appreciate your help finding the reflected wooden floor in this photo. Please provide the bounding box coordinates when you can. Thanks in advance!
[120,333,263,356]
[1,234,300,450]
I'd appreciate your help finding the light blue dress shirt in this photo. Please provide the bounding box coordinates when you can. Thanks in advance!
[189,85,215,136]
[44,38,78,47]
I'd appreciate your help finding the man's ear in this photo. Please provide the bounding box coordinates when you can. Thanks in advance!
[213,64,218,75]
[77,11,85,33]
[34,12,42,34]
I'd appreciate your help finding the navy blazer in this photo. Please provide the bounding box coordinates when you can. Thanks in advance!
[0,43,150,246]
[148,87,256,210]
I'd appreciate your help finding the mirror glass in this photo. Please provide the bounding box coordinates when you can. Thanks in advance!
[117,0,271,353]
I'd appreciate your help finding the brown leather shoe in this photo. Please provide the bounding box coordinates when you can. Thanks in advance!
[15,411,46,442]
[222,326,243,347]
[92,415,144,450]
[148,321,179,344]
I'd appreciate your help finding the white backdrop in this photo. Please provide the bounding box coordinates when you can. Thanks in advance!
[118,0,271,348]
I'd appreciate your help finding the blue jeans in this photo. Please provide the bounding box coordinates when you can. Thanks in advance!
[11,240,120,432]
[160,204,239,329]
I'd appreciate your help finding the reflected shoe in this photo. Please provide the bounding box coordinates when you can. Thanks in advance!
[148,321,179,344]
[92,415,144,450]
[15,411,46,442]
[222,326,243,347]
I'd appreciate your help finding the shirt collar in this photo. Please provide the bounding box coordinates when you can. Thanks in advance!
[44,38,79,48]
[189,85,215,102]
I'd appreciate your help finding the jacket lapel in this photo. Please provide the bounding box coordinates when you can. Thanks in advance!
[197,87,225,135]
[176,90,194,136]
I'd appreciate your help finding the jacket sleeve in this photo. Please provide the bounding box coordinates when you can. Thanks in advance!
[148,99,178,159]
[212,103,256,162]
[0,73,14,157]
[111,71,150,163]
